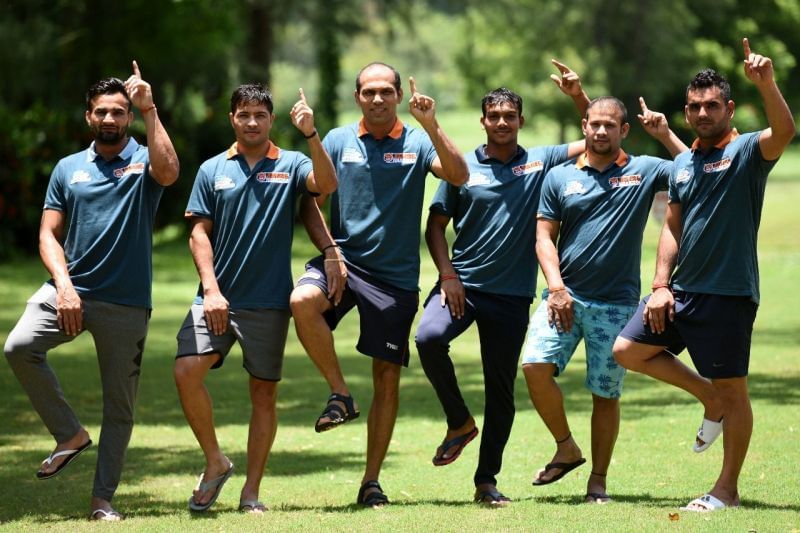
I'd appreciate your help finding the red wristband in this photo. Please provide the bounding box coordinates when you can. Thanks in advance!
[439,274,458,282]
[651,284,671,292]
[141,105,156,114]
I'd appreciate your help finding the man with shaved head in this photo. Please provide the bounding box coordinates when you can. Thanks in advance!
[291,62,468,507]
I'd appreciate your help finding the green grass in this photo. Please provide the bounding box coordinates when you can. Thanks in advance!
[0,115,798,532]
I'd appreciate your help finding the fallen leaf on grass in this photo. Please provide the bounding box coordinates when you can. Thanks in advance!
[668,513,680,521]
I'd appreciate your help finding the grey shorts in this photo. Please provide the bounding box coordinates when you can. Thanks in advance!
[175,304,290,380]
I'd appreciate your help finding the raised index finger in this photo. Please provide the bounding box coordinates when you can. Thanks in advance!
[639,96,649,113]
[132,60,141,79]
[742,37,751,59]
[299,88,307,104]
[408,76,418,95]
[551,59,570,74]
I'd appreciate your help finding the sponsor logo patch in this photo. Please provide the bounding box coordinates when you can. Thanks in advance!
[383,152,418,164]
[703,157,732,173]
[676,168,692,183]
[341,147,365,163]
[564,180,586,196]
[256,171,289,183]
[113,162,145,179]
[608,174,642,188]
[466,172,491,187]
[214,175,236,191]
[69,170,91,184]
[512,160,544,176]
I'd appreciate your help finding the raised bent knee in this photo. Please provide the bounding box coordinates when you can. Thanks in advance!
[290,285,329,318]
[3,330,38,365]
[612,337,634,368]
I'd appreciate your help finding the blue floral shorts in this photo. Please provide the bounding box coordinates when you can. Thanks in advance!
[522,293,637,398]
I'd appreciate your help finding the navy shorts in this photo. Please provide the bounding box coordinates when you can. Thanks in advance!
[296,256,419,366]
[617,290,758,378]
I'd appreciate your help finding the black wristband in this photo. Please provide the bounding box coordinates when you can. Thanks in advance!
[304,128,318,139]
[322,243,338,252]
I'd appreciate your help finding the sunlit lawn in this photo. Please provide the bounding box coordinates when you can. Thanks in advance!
[0,115,797,531]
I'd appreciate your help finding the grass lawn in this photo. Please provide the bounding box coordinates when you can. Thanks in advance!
[0,114,798,532]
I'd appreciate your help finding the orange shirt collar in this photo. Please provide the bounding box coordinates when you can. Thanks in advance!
[575,149,629,170]
[690,128,739,151]
[358,118,404,139]
[226,141,280,160]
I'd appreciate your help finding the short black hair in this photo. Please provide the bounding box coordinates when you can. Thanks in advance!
[355,62,401,93]
[686,68,731,102]
[481,87,523,117]
[230,83,274,114]
[585,96,628,125]
[85,77,131,111]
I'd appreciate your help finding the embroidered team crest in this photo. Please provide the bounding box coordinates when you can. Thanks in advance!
[256,172,289,183]
[383,152,417,164]
[676,168,692,183]
[342,148,365,163]
[113,162,145,178]
[512,160,544,176]
[703,157,732,173]
[466,172,491,187]
[70,170,91,184]
[214,175,236,191]
[609,174,642,188]
[564,180,586,196]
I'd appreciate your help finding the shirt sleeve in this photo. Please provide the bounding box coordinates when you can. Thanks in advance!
[537,170,562,221]
[185,164,213,218]
[43,160,68,211]
[429,179,458,217]
[294,152,313,195]
[544,144,571,167]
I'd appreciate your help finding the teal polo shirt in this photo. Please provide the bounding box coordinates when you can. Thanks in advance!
[430,143,569,298]
[43,138,162,308]
[322,119,438,291]
[538,151,671,305]
[669,130,775,303]
[185,142,312,309]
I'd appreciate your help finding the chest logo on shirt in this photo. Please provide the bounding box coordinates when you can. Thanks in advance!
[256,172,289,183]
[341,148,365,163]
[512,160,544,176]
[466,172,491,187]
[69,170,92,185]
[676,168,692,183]
[113,162,145,179]
[564,180,587,196]
[214,175,236,191]
[608,174,642,188]
[383,152,418,164]
[703,157,732,173]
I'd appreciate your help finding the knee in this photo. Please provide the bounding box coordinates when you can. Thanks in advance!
[414,323,447,354]
[251,380,279,408]
[3,331,35,365]
[712,377,749,405]
[290,285,326,319]
[522,362,556,386]
[173,357,205,387]
[612,337,634,369]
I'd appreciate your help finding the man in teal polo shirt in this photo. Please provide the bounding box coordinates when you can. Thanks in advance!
[522,96,687,504]
[614,38,795,512]
[4,63,179,521]
[414,60,590,507]
[291,62,468,507]
[174,84,336,513]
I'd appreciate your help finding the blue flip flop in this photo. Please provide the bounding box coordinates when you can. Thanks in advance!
[188,462,234,512]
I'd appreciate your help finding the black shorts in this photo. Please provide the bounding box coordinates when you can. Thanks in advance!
[296,256,419,366]
[617,290,758,378]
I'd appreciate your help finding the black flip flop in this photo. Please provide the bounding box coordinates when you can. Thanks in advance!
[36,439,92,480]
[432,427,479,466]
[531,457,586,485]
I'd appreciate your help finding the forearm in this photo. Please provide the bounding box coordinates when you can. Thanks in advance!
[657,129,689,158]
[652,224,679,286]
[39,233,72,291]
[306,134,337,195]
[425,220,455,277]
[422,120,467,186]
[572,90,591,117]
[300,195,337,251]
[759,80,796,144]
[189,232,221,295]
[143,109,179,186]
[535,239,565,290]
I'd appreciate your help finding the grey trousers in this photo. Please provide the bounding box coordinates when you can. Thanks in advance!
[4,283,149,501]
